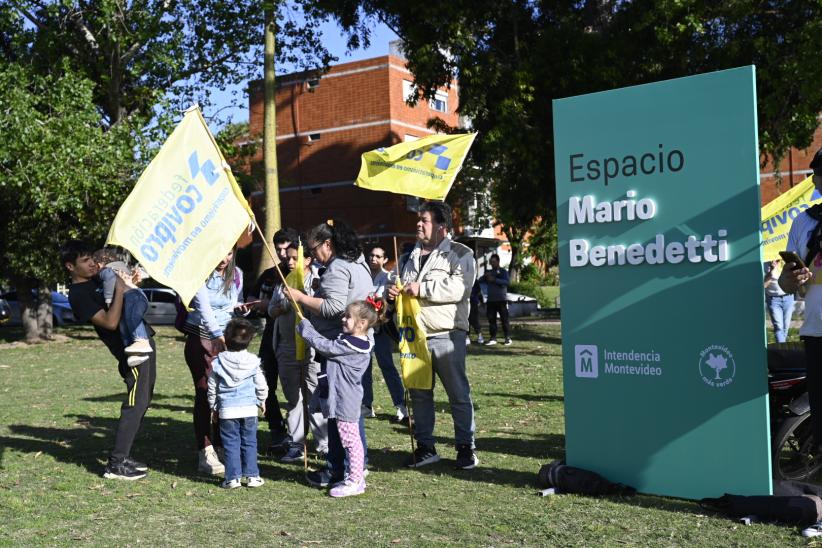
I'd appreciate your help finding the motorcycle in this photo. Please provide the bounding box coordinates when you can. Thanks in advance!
[768,342,820,480]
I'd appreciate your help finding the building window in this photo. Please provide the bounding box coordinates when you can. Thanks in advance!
[307,133,321,142]
[306,78,320,90]
[430,91,448,113]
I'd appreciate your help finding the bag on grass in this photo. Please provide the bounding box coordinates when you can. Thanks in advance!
[537,460,636,496]
[700,493,822,526]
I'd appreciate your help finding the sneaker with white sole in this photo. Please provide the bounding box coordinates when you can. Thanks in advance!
[246,476,265,488]
[477,335,485,344]
[305,469,343,488]
[361,405,376,418]
[103,459,147,480]
[803,521,822,538]
[329,478,366,498]
[330,469,370,489]
[222,478,241,489]
[124,456,148,472]
[394,405,409,423]
[124,338,153,354]
[455,444,479,470]
[198,446,225,475]
[405,444,440,468]
[484,339,497,346]
[504,338,512,346]
[280,446,304,463]
[126,355,149,367]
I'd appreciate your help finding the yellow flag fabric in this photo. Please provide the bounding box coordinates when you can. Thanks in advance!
[355,133,477,200]
[395,288,433,390]
[761,175,820,261]
[107,106,254,306]
[285,243,307,361]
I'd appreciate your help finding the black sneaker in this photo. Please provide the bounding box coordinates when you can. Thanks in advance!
[305,469,343,488]
[104,459,147,480]
[124,456,148,472]
[455,444,479,470]
[405,444,440,468]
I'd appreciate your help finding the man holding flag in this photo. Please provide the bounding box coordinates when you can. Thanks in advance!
[387,200,478,470]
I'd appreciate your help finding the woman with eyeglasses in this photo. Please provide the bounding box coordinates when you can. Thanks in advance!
[288,220,373,489]
[182,248,254,476]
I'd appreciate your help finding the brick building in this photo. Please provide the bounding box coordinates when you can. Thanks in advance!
[245,44,462,264]
[760,117,822,205]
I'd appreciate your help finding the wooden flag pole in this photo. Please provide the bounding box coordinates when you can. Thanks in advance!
[394,236,417,465]
[253,222,304,320]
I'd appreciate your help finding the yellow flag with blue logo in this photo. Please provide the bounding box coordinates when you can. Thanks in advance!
[395,286,433,390]
[285,242,307,360]
[761,175,820,261]
[107,106,254,306]
[355,133,477,200]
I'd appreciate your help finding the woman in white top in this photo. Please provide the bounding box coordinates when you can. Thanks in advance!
[765,258,795,343]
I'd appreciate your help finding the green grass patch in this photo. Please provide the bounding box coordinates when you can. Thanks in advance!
[0,324,807,545]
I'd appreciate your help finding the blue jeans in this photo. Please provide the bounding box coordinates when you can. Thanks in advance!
[119,289,149,346]
[220,416,259,481]
[362,331,406,409]
[767,294,795,343]
[316,354,368,478]
[410,330,475,448]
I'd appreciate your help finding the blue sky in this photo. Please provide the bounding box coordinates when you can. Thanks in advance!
[206,19,399,130]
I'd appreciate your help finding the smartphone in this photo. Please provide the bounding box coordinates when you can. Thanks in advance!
[778,251,806,271]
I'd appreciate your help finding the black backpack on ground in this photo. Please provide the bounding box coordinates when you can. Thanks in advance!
[700,493,822,526]
[537,460,636,497]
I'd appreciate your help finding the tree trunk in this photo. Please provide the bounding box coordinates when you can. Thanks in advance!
[258,8,281,276]
[14,279,53,343]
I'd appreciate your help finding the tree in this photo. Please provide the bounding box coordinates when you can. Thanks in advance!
[0,60,139,341]
[317,0,822,278]
[1,0,336,127]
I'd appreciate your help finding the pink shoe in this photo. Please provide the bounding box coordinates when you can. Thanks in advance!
[329,478,365,498]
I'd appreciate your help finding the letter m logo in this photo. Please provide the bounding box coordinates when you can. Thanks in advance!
[575,345,598,379]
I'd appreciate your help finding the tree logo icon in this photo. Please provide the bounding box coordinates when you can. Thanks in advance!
[698,345,736,388]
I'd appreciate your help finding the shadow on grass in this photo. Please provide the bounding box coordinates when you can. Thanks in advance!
[82,392,193,413]
[483,392,564,403]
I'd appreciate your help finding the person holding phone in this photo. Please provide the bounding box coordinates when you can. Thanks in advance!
[780,148,822,452]
[765,258,794,343]
[182,247,252,475]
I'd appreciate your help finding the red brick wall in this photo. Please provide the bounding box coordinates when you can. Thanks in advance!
[760,118,822,205]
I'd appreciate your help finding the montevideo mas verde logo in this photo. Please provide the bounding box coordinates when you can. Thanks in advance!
[698,344,736,388]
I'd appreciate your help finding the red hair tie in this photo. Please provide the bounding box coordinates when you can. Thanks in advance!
[366,295,383,312]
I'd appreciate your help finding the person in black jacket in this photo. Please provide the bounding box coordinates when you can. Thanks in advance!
[483,254,511,346]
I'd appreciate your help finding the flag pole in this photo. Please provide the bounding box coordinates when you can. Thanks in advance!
[252,221,304,320]
[394,236,416,465]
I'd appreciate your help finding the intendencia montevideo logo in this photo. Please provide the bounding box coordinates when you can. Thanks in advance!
[698,345,736,388]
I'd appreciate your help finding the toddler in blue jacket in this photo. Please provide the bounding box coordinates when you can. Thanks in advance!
[208,318,268,489]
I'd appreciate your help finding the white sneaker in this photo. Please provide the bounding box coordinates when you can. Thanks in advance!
[465,338,471,346]
[477,335,485,344]
[125,339,153,355]
[361,405,376,418]
[222,478,241,489]
[329,478,366,498]
[803,521,822,538]
[246,476,265,488]
[198,446,225,475]
[126,355,149,367]
[484,339,497,346]
[395,405,409,423]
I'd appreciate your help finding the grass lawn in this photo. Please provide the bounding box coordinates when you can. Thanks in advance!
[0,323,809,546]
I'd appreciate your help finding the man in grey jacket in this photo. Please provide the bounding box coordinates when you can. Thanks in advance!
[387,200,478,470]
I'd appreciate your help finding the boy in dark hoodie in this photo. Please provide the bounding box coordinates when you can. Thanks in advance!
[207,318,269,489]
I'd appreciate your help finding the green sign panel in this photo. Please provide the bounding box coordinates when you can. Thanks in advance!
[553,66,770,499]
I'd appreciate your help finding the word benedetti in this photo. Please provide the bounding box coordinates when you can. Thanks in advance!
[567,191,728,267]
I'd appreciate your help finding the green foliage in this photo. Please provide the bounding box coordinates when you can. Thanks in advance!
[0,60,139,284]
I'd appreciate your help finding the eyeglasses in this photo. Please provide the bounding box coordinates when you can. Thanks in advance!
[309,240,328,255]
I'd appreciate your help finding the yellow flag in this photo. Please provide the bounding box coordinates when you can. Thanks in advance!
[395,287,433,390]
[285,242,307,361]
[355,133,477,200]
[107,106,254,305]
[761,175,820,261]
